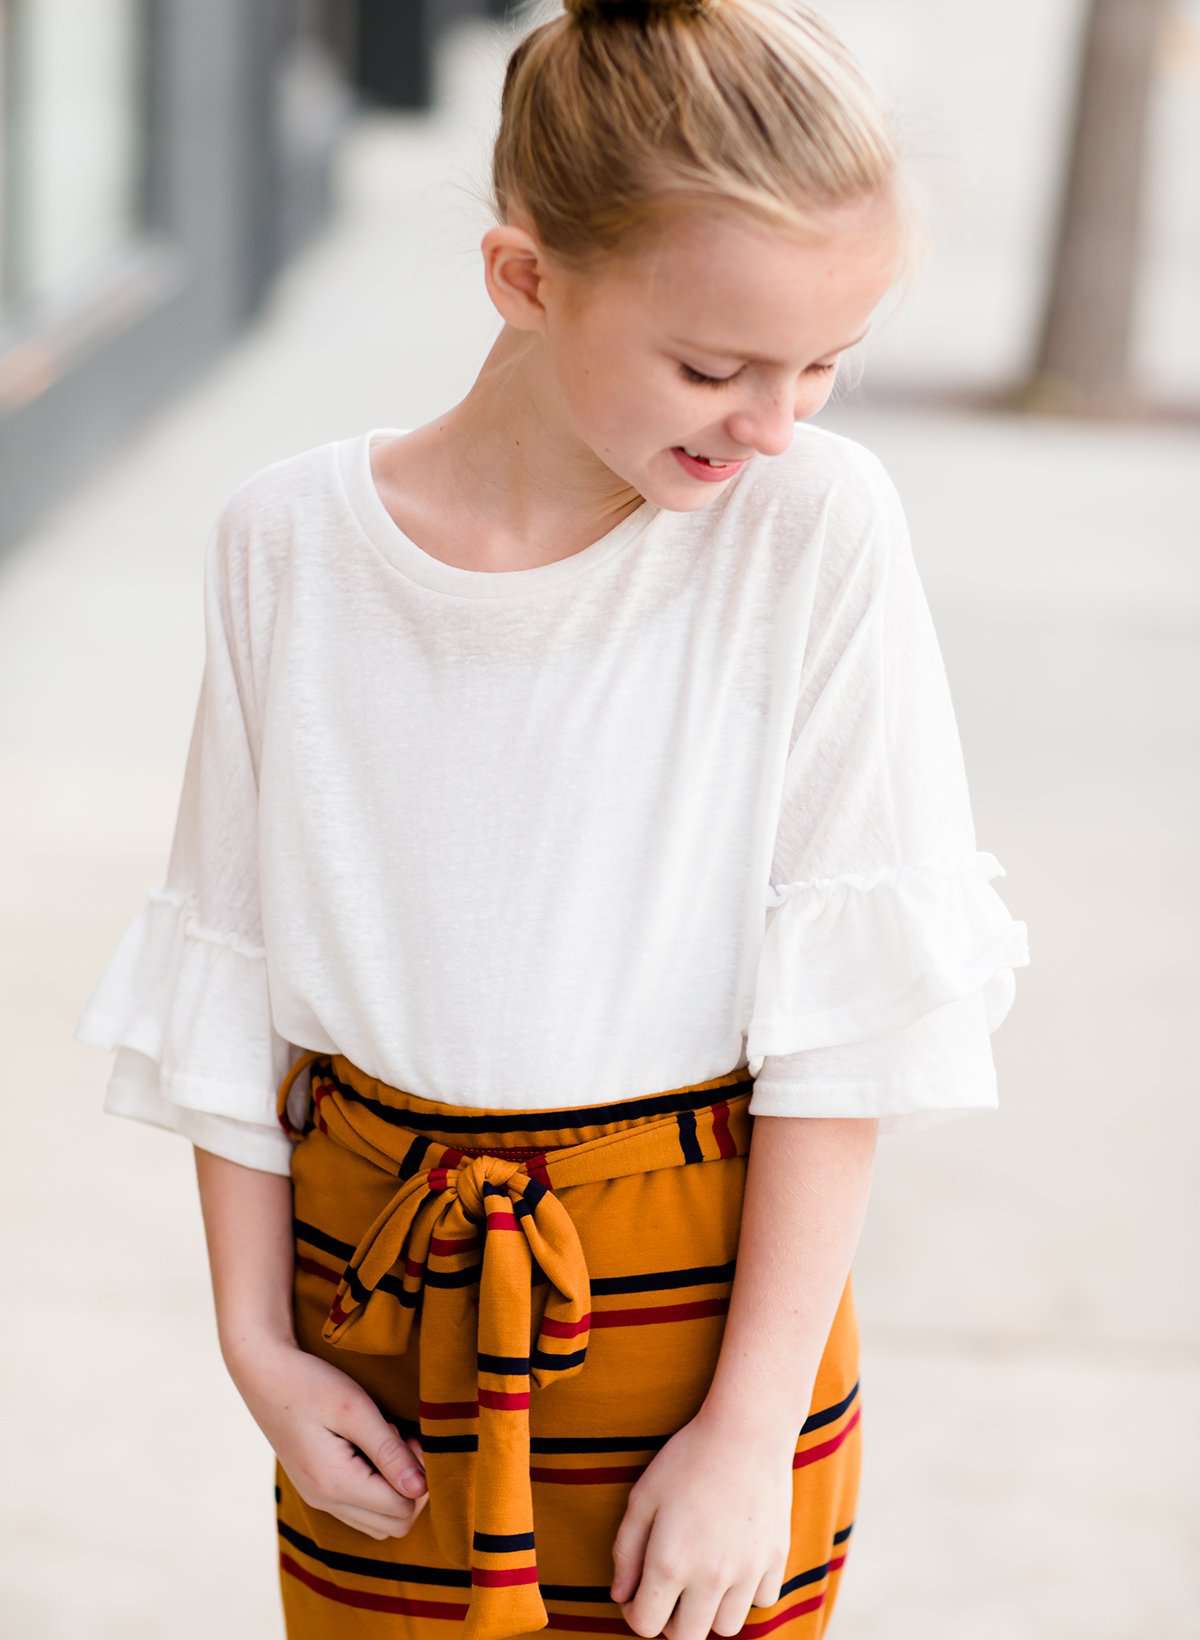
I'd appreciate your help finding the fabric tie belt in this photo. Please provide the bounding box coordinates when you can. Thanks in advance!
[275,1049,754,1640]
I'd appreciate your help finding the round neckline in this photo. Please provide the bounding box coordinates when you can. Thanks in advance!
[338,426,663,599]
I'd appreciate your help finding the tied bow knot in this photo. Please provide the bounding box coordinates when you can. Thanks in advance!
[453,1153,527,1222]
[306,1101,594,1640]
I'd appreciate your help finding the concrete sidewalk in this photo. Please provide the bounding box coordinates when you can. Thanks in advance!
[4,13,1197,1637]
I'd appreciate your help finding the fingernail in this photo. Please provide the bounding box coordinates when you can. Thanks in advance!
[403,1471,426,1496]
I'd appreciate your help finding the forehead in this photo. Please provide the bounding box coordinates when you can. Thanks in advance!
[608,197,902,349]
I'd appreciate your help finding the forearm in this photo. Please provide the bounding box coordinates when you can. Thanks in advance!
[193,1145,297,1371]
[700,1114,878,1444]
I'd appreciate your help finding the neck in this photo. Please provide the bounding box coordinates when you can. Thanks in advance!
[428,325,646,558]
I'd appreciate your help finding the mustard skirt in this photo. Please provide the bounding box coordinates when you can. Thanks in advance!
[272,1051,862,1640]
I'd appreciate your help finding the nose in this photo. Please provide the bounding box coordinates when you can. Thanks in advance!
[726,395,798,459]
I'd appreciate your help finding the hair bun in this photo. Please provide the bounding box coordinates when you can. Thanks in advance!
[566,0,720,22]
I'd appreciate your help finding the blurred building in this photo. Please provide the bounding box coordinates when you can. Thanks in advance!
[0,0,512,554]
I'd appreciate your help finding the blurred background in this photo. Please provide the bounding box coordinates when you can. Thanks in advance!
[3,0,1198,1634]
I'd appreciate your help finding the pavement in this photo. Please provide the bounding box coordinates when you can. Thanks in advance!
[3,9,1197,1636]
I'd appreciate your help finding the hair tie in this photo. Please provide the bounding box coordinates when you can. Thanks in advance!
[565,0,722,24]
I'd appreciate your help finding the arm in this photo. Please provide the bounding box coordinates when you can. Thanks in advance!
[699,1114,878,1445]
[191,1144,433,1534]
[193,1145,297,1372]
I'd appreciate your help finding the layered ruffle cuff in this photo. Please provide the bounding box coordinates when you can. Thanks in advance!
[745,851,1030,1131]
[74,887,296,1174]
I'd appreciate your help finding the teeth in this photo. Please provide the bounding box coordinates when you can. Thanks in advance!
[683,446,727,464]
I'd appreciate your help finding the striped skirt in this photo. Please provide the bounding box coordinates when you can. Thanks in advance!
[272,1050,862,1640]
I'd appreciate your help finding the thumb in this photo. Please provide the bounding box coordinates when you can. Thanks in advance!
[357,1413,428,1499]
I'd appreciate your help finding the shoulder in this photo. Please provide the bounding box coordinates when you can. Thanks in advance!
[727,424,908,591]
[200,435,343,657]
[749,423,903,532]
[214,434,342,553]
[207,432,349,599]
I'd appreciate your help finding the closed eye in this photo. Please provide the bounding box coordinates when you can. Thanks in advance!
[679,360,837,388]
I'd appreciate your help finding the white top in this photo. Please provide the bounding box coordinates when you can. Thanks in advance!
[74,423,1030,1176]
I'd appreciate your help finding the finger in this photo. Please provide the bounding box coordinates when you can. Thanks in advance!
[328,1438,426,1522]
[622,1538,682,1639]
[340,1405,428,1500]
[752,1564,785,1609]
[664,1582,721,1640]
[353,1465,431,1521]
[713,1576,761,1633]
[335,1499,424,1540]
[609,1496,654,1604]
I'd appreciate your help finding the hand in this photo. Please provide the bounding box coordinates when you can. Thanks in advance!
[609,1406,793,1640]
[226,1333,429,1541]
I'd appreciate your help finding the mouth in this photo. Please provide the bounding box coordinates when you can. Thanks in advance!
[671,446,748,479]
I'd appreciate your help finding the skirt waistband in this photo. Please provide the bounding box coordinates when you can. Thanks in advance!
[276,1048,755,1152]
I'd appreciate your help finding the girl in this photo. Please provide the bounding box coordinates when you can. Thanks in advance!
[75,1,1030,1637]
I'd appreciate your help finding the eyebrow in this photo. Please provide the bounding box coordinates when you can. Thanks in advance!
[667,325,872,366]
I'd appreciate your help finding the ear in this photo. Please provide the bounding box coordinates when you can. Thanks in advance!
[481,224,549,332]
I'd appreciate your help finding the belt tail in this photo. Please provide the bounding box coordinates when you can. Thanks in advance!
[461,1186,550,1640]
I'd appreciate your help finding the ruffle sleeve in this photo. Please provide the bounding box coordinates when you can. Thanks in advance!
[744,443,1030,1133]
[73,484,300,1176]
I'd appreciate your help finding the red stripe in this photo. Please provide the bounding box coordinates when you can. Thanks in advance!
[419,1398,479,1420]
[711,1098,738,1158]
[279,1551,468,1619]
[530,1462,645,1484]
[590,1297,728,1327]
[736,1589,831,1634]
[794,1404,861,1469]
[430,1232,480,1254]
[540,1311,593,1338]
[485,1210,520,1228]
[471,1564,540,1588]
[478,1387,530,1410]
[526,1153,552,1189]
[294,1254,338,1286]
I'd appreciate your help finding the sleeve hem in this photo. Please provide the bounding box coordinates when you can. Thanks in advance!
[103,1059,295,1175]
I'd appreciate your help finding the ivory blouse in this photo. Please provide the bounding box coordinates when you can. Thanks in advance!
[74,423,1030,1175]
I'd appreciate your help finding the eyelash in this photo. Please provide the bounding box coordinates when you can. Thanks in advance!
[679,361,837,388]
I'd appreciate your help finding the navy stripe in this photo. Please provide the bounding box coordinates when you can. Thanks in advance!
[275,1509,855,1603]
[780,1528,856,1593]
[473,1527,536,1553]
[676,1107,703,1164]
[398,1132,433,1180]
[590,1257,736,1294]
[532,1345,587,1371]
[473,1346,597,1379]
[276,1514,470,1586]
[801,1378,858,1434]
[343,1262,412,1308]
[478,1350,530,1375]
[530,1431,670,1453]
[418,1431,478,1454]
[299,1218,735,1302]
[293,1217,352,1258]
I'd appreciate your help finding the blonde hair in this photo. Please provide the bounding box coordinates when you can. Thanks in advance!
[489,0,921,280]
